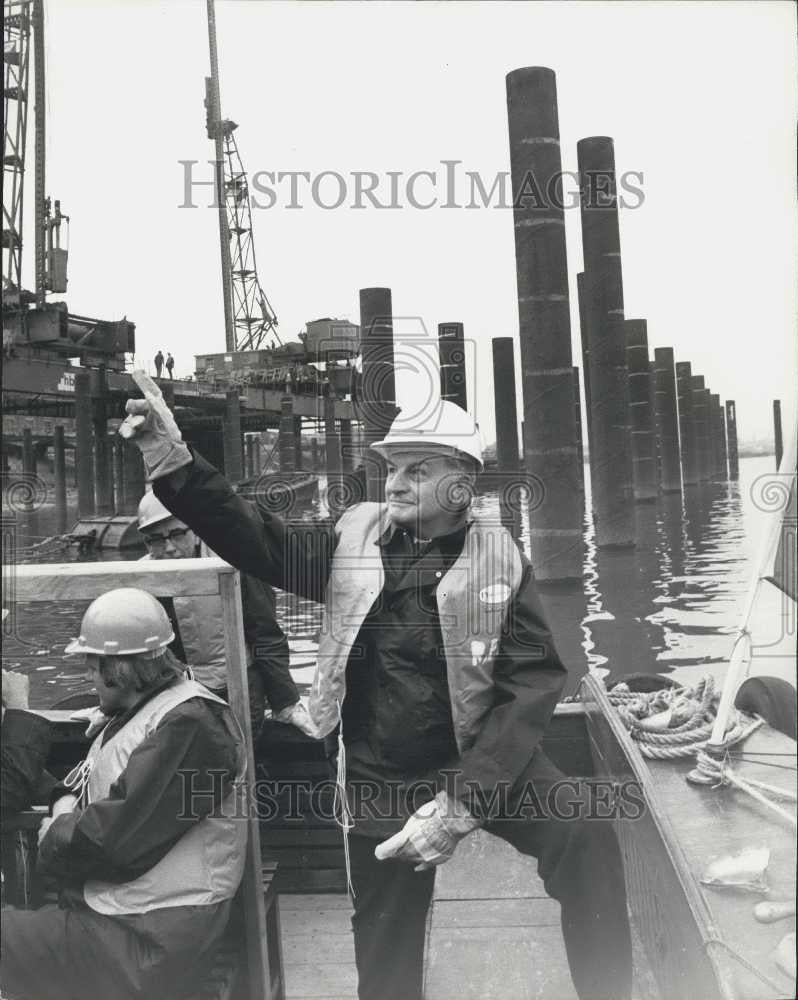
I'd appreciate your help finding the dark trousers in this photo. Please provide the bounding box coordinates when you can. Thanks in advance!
[348,751,632,1000]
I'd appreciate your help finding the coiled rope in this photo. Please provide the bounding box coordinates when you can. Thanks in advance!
[605,676,763,759]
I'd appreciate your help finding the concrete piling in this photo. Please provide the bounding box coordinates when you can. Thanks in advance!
[53,426,67,534]
[690,376,711,483]
[624,320,657,502]
[725,401,740,480]
[573,367,585,487]
[577,135,634,545]
[438,322,468,411]
[359,287,396,502]
[491,337,522,536]
[675,362,699,486]
[74,371,96,517]
[773,400,783,468]
[652,348,682,493]
[506,67,583,579]
[576,272,594,461]
[222,389,244,482]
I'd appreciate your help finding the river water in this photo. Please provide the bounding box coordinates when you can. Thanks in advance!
[2,456,790,708]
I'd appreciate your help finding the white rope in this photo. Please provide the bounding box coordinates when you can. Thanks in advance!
[332,699,356,899]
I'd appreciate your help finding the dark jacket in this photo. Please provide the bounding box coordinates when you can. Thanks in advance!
[155,452,567,800]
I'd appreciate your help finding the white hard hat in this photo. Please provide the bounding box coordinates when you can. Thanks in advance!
[138,490,173,530]
[371,400,484,470]
[65,588,174,658]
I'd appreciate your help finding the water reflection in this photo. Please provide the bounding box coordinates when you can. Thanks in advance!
[1,458,770,709]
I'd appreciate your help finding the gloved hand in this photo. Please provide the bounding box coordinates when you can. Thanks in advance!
[37,794,78,846]
[374,791,481,871]
[119,398,192,481]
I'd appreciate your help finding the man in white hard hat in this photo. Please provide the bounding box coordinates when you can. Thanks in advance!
[136,491,317,739]
[119,396,632,1000]
[0,588,246,1000]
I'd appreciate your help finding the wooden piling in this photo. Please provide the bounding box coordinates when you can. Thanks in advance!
[652,348,682,493]
[74,371,96,517]
[359,287,396,503]
[324,394,343,518]
[506,67,583,578]
[94,367,113,516]
[624,320,657,502]
[577,135,634,545]
[675,362,699,486]
[773,400,783,469]
[717,402,729,482]
[725,401,740,480]
[311,437,319,471]
[222,389,244,483]
[709,393,727,481]
[53,425,67,534]
[438,322,468,411]
[106,444,115,514]
[279,396,296,474]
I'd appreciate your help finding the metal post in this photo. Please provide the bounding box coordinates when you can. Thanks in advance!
[113,437,125,515]
[675,362,699,486]
[279,396,295,473]
[324,394,343,517]
[339,419,353,473]
[652,348,682,493]
[577,135,634,545]
[725,401,740,480]
[222,389,244,482]
[359,287,396,502]
[507,67,583,578]
[773,400,784,469]
[94,366,113,516]
[293,415,303,471]
[74,371,95,517]
[121,442,145,515]
[624,320,657,502]
[53,425,67,534]
[438,322,467,411]
[32,0,46,306]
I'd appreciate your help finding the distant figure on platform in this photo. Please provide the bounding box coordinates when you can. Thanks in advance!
[165,352,174,379]
[154,349,164,378]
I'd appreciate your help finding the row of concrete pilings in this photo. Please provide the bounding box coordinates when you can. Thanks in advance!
[11,67,778,582]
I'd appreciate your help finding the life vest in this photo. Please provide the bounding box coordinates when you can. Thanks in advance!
[310,503,524,753]
[140,548,252,690]
[79,676,247,916]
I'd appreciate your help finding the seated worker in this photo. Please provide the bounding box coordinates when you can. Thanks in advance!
[0,588,247,1000]
[121,395,633,1000]
[137,491,318,739]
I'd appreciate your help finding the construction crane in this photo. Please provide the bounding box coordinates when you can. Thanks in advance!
[3,0,68,307]
[205,0,279,354]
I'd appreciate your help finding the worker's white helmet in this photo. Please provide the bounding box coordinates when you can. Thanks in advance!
[371,400,484,470]
[65,588,174,658]
[137,490,172,530]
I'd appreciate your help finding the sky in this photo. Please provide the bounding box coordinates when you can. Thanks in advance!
[26,0,798,443]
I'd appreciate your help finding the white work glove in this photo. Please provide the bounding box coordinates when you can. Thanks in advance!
[119,398,192,481]
[374,791,481,871]
[70,706,111,738]
[38,794,78,846]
